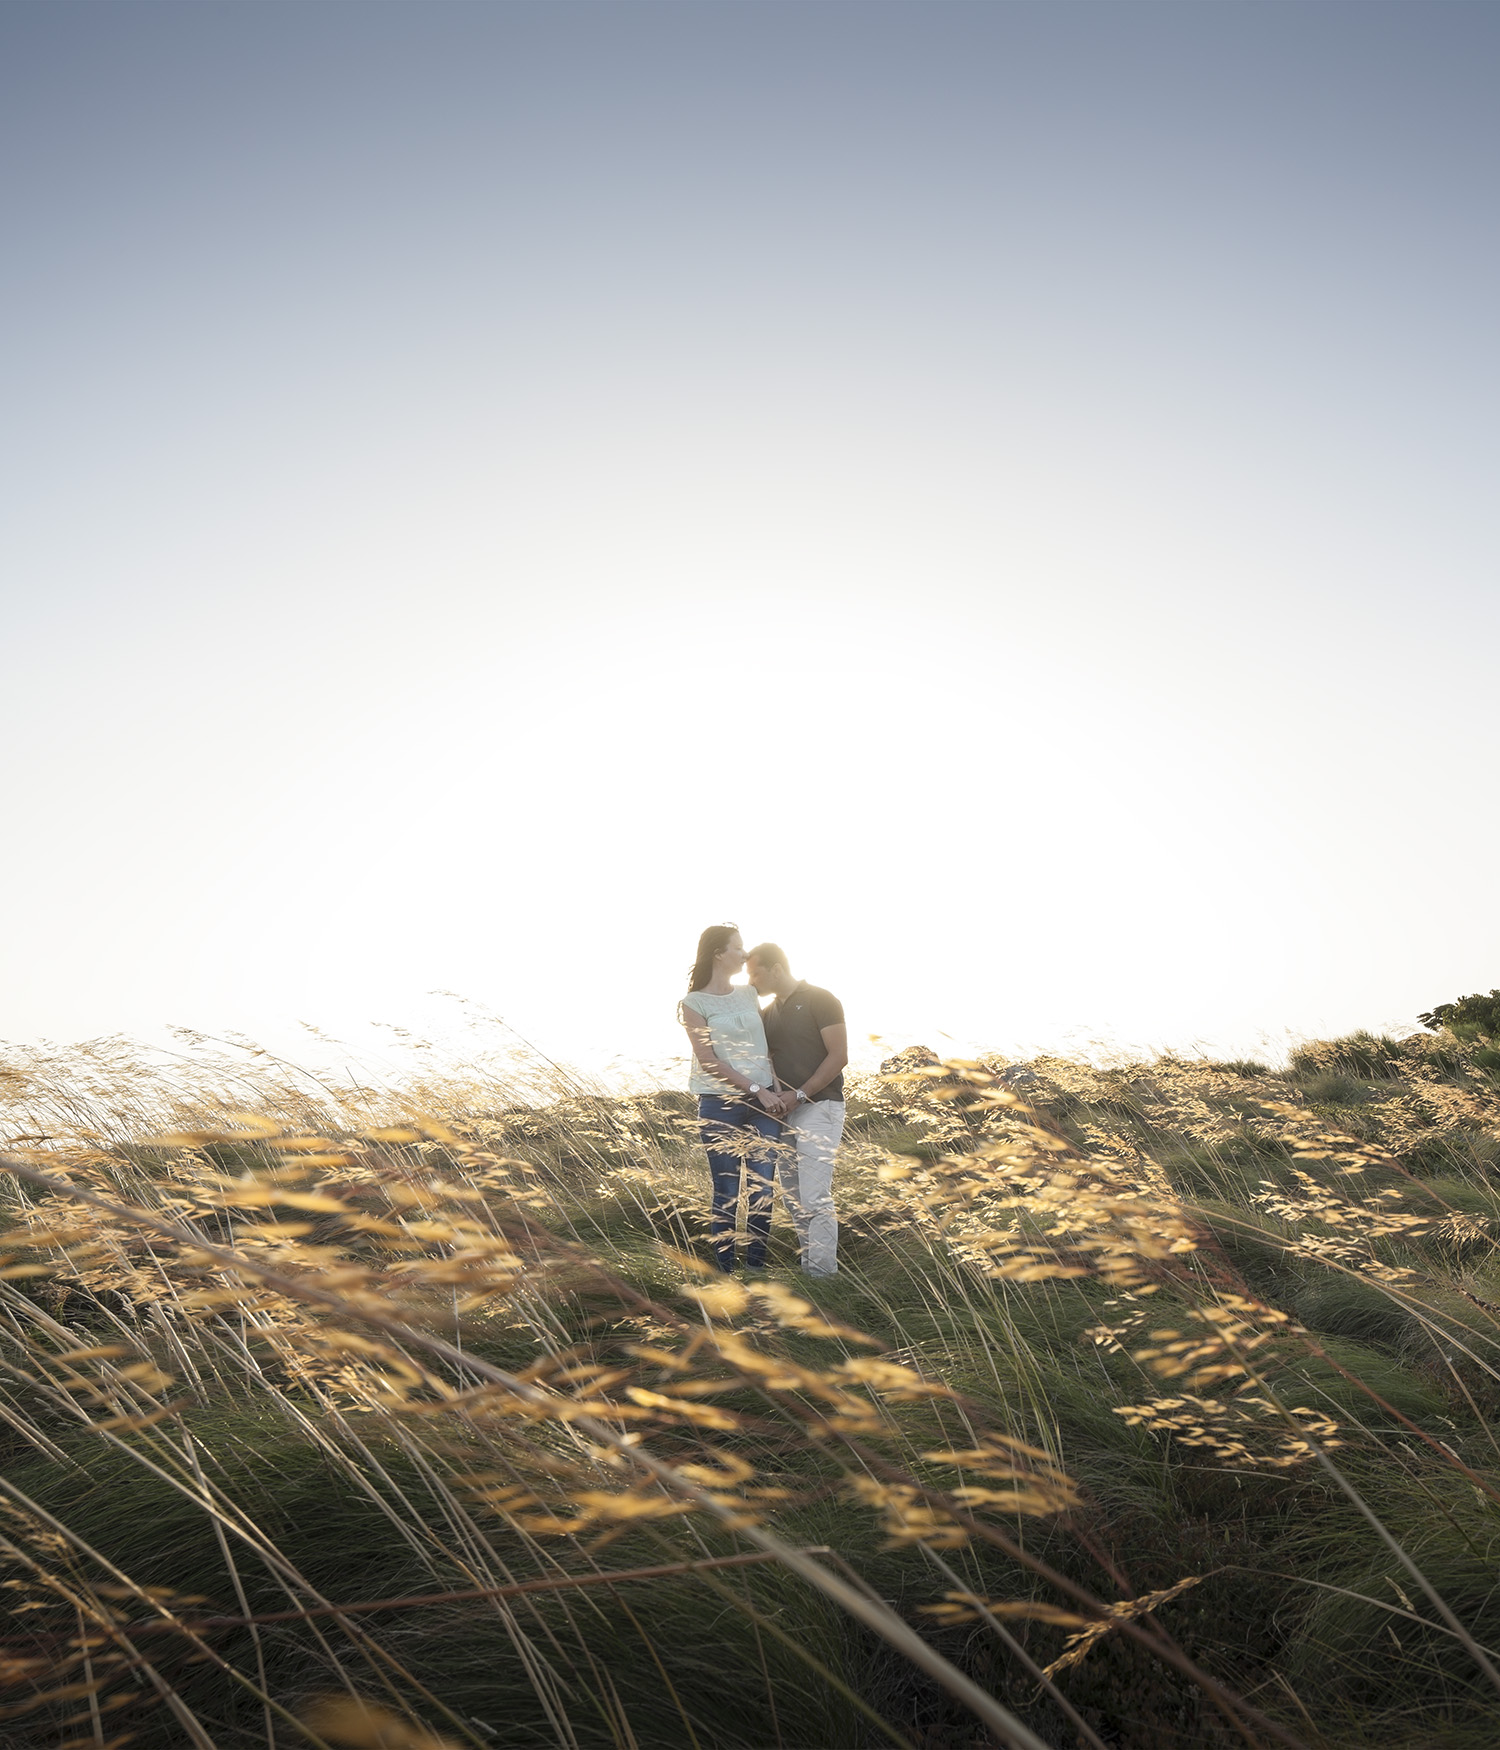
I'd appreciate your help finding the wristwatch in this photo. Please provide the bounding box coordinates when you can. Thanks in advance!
[796,1088,809,1104]
[748,1083,763,1096]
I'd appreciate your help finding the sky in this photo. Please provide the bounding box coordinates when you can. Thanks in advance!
[3,0,1498,1084]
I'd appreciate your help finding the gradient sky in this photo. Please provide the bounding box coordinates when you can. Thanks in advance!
[3,0,1497,1080]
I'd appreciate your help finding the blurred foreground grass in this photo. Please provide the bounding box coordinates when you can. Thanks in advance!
[2,1028,1500,1747]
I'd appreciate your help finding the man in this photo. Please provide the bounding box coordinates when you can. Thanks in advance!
[745,943,848,1277]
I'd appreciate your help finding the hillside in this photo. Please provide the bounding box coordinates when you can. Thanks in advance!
[1,1029,1499,1748]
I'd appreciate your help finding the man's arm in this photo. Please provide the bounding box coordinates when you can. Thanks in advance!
[794,1023,848,1102]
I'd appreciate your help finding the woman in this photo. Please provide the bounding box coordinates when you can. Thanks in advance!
[680,923,781,1273]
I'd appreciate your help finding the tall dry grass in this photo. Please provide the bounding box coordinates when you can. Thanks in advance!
[1,1026,1499,1747]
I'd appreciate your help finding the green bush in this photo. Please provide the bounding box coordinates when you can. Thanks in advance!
[1400,1126,1500,1177]
[1418,990,1500,1042]
[1289,1032,1406,1081]
[1300,1070,1371,1105]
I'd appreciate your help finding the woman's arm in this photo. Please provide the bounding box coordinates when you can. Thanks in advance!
[682,1007,761,1097]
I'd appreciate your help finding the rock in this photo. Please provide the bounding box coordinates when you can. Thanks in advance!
[879,1045,941,1075]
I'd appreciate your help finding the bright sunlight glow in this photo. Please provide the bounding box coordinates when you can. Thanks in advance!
[3,1,1498,1081]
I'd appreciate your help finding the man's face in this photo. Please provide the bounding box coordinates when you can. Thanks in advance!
[746,955,771,993]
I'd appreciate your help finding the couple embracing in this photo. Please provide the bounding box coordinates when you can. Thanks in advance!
[679,923,847,1277]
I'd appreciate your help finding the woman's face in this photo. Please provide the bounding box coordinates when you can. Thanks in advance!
[715,931,746,976]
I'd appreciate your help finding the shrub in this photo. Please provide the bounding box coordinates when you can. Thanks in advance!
[1299,1070,1370,1105]
[1288,1032,1405,1081]
[1418,989,1500,1042]
[1401,1030,1473,1079]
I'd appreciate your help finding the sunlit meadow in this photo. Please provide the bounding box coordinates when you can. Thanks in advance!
[3,1017,1500,1748]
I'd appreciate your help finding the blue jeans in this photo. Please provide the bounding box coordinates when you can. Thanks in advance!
[698,1094,780,1272]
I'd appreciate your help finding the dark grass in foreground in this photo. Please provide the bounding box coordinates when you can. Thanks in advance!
[0,1029,1499,1747]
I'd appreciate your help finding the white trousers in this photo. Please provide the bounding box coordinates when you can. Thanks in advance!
[780,1099,843,1277]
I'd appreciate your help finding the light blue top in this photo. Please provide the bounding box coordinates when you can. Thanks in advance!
[681,986,773,1096]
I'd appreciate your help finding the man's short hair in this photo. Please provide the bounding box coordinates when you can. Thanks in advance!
[747,942,789,973]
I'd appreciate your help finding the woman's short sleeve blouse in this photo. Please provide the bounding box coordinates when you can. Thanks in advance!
[681,987,773,1095]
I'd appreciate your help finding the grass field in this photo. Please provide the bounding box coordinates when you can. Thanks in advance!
[3,1025,1500,1748]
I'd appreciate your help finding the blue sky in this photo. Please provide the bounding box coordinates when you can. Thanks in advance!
[3,1,1497,1075]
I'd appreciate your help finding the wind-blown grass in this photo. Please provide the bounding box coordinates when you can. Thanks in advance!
[0,1027,1499,1747]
